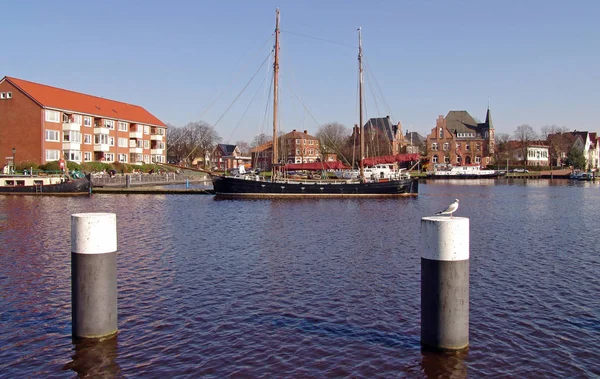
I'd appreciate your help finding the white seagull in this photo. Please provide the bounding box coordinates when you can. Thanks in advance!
[435,199,459,218]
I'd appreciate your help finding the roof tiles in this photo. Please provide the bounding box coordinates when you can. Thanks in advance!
[4,76,166,127]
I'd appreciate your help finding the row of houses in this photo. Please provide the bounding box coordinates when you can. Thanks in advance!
[0,76,167,169]
[2,76,597,172]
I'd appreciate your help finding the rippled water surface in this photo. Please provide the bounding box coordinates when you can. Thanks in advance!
[1,179,599,377]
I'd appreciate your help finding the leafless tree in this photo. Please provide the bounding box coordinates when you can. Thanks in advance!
[541,124,570,139]
[546,131,575,167]
[251,133,272,148]
[235,141,250,155]
[514,124,537,164]
[316,122,352,163]
[166,121,221,168]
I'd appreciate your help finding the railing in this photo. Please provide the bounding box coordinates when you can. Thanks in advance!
[91,172,210,187]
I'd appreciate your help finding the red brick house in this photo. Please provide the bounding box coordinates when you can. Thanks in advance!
[425,109,495,167]
[211,144,250,171]
[0,76,166,167]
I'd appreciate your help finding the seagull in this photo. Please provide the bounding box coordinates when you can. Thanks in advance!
[435,199,459,218]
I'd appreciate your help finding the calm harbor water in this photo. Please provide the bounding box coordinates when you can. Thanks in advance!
[0,179,599,378]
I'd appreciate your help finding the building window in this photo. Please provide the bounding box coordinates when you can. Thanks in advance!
[45,110,60,123]
[118,137,128,147]
[45,130,60,141]
[457,156,462,164]
[104,153,115,162]
[46,149,60,161]
[476,143,481,152]
[439,128,443,139]
[0,92,5,99]
[475,156,481,163]
[445,155,450,163]
[6,92,11,99]
[118,122,128,131]
[296,139,300,144]
[65,150,82,162]
[84,152,92,162]
[465,144,470,151]
[143,154,150,163]
[143,140,149,149]
[432,155,438,163]
[109,137,115,146]
[118,154,127,163]
[84,134,92,144]
[104,120,115,129]
[84,116,92,127]
[144,125,150,134]
[63,131,82,143]
[443,143,449,151]
[431,143,438,151]
[73,115,82,124]
[296,149,301,155]
[95,134,109,144]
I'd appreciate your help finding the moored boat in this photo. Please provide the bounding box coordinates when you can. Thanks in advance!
[211,10,418,198]
[426,163,505,179]
[0,173,91,195]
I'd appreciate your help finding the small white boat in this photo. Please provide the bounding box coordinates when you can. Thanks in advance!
[427,164,505,179]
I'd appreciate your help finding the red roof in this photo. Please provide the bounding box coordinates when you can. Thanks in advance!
[4,76,166,127]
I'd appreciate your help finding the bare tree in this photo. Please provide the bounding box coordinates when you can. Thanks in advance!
[514,124,537,164]
[316,122,351,163]
[235,141,250,155]
[541,124,570,139]
[546,131,575,167]
[251,133,272,148]
[166,121,221,168]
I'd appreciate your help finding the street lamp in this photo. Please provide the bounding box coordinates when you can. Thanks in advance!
[12,147,16,174]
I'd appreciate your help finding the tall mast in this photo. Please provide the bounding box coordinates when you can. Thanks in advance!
[358,27,365,181]
[272,8,280,172]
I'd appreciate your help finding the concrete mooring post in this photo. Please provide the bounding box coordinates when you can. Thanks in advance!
[71,213,118,340]
[420,216,469,351]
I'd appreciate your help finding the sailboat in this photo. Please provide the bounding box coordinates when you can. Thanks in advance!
[211,9,419,198]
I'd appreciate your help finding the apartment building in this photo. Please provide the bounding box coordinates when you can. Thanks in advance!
[0,76,166,167]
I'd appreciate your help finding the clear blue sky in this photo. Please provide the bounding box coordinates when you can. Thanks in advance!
[4,0,599,143]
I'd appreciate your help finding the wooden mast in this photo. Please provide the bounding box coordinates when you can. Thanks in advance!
[358,27,365,181]
[271,8,280,176]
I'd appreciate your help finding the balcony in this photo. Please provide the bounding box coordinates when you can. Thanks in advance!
[130,131,143,139]
[94,144,110,152]
[151,134,163,141]
[130,147,143,154]
[94,127,110,135]
[150,148,163,155]
[63,142,81,150]
[62,122,81,131]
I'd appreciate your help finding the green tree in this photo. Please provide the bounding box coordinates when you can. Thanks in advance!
[565,146,586,169]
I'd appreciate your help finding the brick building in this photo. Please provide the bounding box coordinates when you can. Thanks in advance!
[250,130,321,171]
[425,108,495,167]
[0,76,166,167]
[211,144,251,171]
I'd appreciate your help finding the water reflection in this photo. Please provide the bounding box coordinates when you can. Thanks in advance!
[421,350,468,378]
[63,336,121,378]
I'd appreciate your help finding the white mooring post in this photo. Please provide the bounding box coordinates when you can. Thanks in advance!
[420,216,469,351]
[71,213,118,340]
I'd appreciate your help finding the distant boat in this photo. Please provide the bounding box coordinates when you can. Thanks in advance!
[426,164,505,179]
[0,173,90,195]
[211,9,418,198]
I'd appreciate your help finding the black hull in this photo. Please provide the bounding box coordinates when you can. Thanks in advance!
[212,176,418,198]
[0,176,91,195]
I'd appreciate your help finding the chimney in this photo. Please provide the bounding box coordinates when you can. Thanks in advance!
[292,129,296,132]
[386,115,390,119]
[304,130,308,134]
